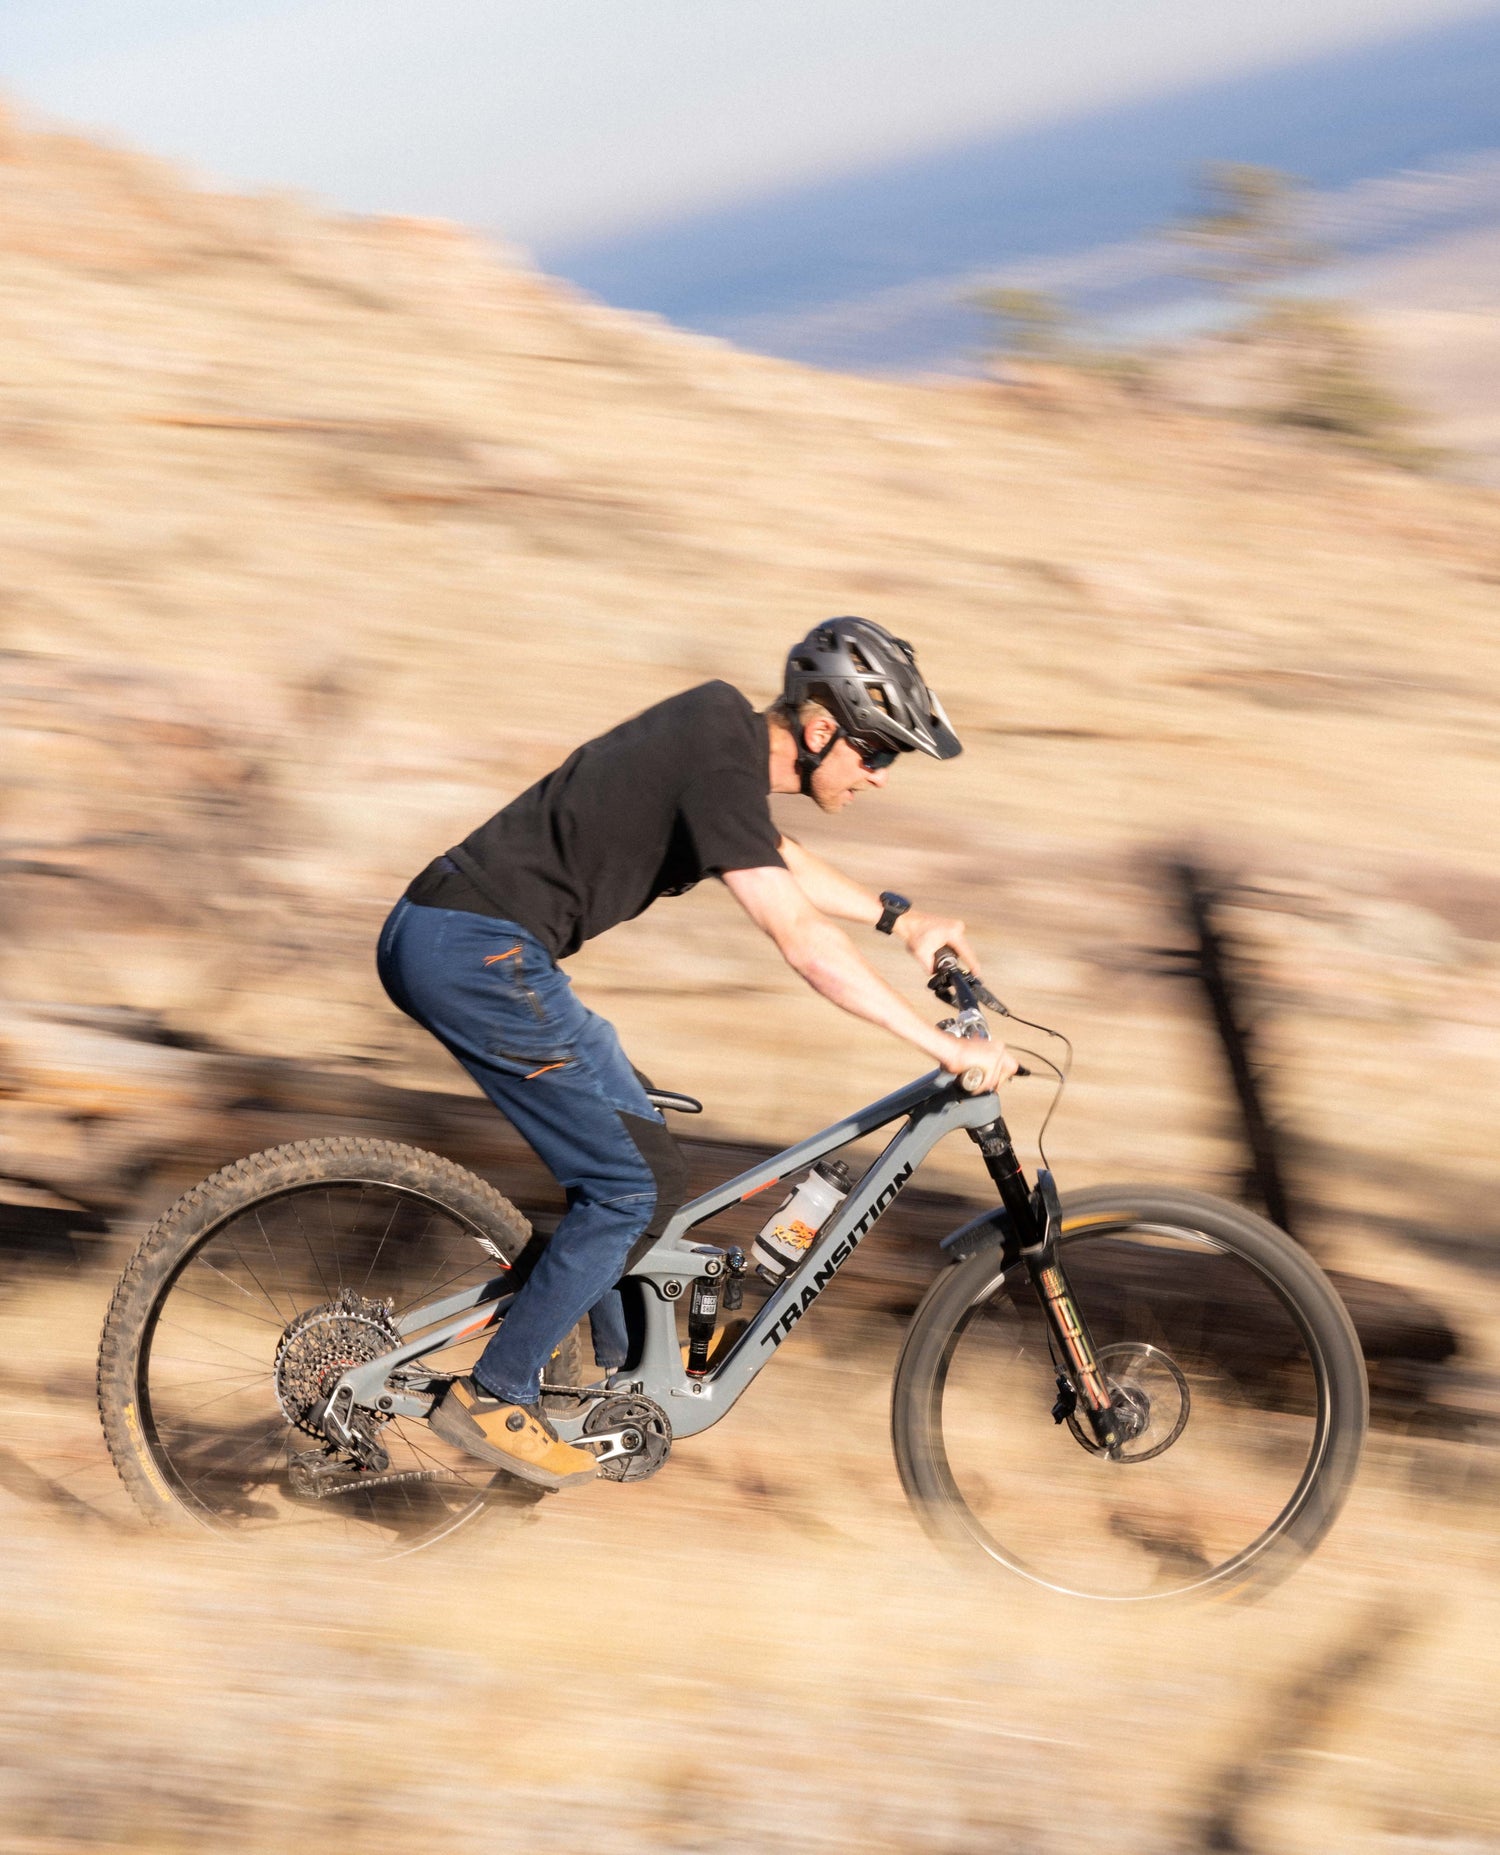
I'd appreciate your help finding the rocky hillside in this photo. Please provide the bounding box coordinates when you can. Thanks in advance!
[2,106,1498,1855]
[1,103,1498,1363]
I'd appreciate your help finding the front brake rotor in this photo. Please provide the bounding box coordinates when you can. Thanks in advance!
[1065,1342,1191,1463]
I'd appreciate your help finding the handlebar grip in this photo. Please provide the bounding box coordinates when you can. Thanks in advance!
[961,1063,1031,1091]
[934,946,962,972]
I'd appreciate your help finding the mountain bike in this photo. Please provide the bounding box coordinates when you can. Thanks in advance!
[97,956,1367,1599]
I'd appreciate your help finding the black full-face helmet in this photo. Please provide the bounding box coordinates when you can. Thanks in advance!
[782,617,962,787]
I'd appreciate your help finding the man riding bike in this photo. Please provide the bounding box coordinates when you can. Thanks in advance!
[376,616,1016,1491]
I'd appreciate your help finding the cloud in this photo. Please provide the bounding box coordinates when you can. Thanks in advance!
[7,0,1497,243]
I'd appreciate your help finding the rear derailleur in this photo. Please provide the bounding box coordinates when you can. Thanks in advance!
[275,1287,444,1502]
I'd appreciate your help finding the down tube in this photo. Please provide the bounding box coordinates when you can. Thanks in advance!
[627,1090,1002,1442]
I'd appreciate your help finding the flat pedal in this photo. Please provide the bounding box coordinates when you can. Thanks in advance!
[287,1452,448,1502]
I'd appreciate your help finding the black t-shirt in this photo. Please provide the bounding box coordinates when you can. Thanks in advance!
[406,681,785,958]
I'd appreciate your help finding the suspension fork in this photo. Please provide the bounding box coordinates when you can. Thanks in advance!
[967,1116,1123,1452]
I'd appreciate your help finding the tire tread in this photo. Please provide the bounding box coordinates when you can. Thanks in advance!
[98,1138,533,1531]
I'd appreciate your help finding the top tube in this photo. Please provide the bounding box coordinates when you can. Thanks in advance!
[656,1067,962,1242]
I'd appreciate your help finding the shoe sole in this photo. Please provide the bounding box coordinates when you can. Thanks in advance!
[427,1398,596,1492]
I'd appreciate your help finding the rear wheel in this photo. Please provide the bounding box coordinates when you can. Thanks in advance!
[98,1138,588,1556]
[892,1187,1367,1600]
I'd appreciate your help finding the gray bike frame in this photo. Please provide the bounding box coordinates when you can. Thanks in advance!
[328,1068,1002,1447]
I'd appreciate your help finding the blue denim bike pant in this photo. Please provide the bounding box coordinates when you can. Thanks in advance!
[376,896,685,1405]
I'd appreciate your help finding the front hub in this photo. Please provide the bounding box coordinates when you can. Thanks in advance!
[1064,1343,1191,1463]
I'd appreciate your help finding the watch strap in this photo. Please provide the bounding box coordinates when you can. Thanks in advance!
[876,891,911,936]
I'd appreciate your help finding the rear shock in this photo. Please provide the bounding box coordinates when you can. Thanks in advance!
[685,1272,720,1376]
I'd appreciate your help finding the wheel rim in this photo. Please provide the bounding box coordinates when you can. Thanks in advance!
[930,1219,1333,1600]
[135,1180,515,1553]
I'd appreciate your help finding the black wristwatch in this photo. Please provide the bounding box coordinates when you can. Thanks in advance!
[876,891,911,936]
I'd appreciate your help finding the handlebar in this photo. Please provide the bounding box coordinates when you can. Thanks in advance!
[933,948,1029,1087]
[930,947,1006,1014]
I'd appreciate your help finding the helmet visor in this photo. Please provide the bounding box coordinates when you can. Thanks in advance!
[922,688,963,760]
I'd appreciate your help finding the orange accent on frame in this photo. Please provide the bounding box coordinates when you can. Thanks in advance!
[524,1061,568,1080]
[740,1178,779,1201]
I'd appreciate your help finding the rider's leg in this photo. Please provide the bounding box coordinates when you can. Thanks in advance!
[583,1285,630,1375]
[377,897,686,1401]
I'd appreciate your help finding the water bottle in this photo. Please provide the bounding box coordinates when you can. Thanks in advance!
[750,1158,855,1281]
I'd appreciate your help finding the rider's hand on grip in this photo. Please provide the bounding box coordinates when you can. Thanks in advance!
[939,1040,1018,1094]
[959,1061,1030,1091]
[958,1057,1026,1092]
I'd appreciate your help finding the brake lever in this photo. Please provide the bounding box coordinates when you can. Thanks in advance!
[928,952,1008,1018]
[972,977,1008,1015]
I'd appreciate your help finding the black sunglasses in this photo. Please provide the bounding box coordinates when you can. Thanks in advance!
[842,731,901,771]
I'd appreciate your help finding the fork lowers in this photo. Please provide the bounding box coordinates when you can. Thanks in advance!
[1024,1256,1122,1452]
[967,1115,1122,1452]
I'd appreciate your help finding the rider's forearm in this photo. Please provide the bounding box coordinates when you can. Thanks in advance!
[777,835,882,927]
[777,917,956,1065]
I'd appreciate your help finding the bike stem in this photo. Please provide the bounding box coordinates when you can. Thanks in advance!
[967,1113,1123,1453]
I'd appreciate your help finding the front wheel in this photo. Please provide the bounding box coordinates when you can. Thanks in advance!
[892,1186,1368,1600]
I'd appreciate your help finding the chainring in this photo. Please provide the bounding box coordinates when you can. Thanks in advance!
[582,1394,672,1482]
[274,1288,402,1441]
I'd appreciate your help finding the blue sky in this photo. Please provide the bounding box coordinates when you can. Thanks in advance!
[6,0,1497,245]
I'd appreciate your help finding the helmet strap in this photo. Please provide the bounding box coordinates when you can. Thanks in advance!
[794,725,841,798]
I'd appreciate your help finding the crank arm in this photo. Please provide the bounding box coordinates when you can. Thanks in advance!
[576,1425,643,1463]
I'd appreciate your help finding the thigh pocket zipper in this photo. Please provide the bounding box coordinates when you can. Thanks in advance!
[483,947,551,1023]
[493,1047,573,1079]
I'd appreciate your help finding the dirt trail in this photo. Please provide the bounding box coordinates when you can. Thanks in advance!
[2,1252,1496,1854]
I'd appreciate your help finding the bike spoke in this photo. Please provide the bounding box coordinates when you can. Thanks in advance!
[135,1176,501,1553]
[931,1224,1327,1598]
[360,1193,404,1293]
[154,1317,274,1375]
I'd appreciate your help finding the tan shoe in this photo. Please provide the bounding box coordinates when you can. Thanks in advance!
[428,1377,597,1491]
